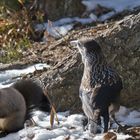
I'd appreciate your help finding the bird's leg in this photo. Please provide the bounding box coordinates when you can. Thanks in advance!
[89,119,98,134]
[84,117,90,131]
[111,114,123,128]
[89,109,101,134]
[97,116,102,133]
[103,111,109,133]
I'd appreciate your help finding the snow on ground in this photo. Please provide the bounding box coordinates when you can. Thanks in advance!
[116,106,140,126]
[1,1,140,137]
[0,63,50,88]
[1,106,140,140]
[82,0,140,21]
[0,64,140,140]
[36,0,140,39]
[82,0,140,12]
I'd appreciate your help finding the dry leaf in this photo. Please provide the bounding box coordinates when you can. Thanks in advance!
[64,135,70,140]
[103,132,117,140]
[44,89,60,125]
[69,126,76,129]
[50,107,55,129]
[18,0,25,5]
[52,106,59,125]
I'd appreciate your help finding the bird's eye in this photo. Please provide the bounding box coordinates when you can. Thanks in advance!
[77,42,81,46]
[77,42,83,48]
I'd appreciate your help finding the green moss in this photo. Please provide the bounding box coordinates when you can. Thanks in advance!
[0,3,34,63]
[0,37,32,63]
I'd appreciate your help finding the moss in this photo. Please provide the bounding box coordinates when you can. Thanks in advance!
[1,40,32,63]
[0,22,32,63]
[0,4,34,63]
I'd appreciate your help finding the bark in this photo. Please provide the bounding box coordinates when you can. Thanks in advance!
[35,0,86,20]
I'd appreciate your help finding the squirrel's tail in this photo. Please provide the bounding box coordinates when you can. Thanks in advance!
[12,79,51,116]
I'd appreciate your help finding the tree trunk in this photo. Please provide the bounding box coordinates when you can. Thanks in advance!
[46,0,85,20]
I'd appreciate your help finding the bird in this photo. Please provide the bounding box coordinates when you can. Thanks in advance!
[70,38,123,134]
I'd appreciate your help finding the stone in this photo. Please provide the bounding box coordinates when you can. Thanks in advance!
[39,12,140,112]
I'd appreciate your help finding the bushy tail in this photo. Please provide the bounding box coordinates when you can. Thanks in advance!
[12,79,51,115]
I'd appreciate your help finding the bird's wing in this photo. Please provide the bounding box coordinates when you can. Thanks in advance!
[90,84,101,105]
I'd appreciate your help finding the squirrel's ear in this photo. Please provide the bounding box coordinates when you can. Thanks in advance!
[70,40,79,47]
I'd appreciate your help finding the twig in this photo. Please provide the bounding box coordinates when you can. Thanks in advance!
[44,88,59,125]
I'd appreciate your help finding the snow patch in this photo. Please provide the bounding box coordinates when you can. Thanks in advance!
[36,16,97,39]
[82,0,140,21]
[116,106,140,126]
[1,106,140,140]
[82,0,140,12]
[0,63,50,88]
[36,0,140,39]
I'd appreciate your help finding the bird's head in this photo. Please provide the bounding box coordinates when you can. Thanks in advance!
[70,38,101,63]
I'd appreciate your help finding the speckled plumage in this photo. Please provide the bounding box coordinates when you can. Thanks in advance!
[71,38,123,133]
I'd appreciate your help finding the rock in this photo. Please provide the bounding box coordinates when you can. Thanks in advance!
[41,53,83,112]
[44,0,86,20]
[117,126,140,140]
[38,12,140,112]
[126,127,140,139]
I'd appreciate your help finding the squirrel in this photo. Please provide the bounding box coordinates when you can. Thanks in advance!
[0,79,50,137]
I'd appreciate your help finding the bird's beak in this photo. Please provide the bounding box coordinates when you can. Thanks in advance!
[70,40,79,47]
